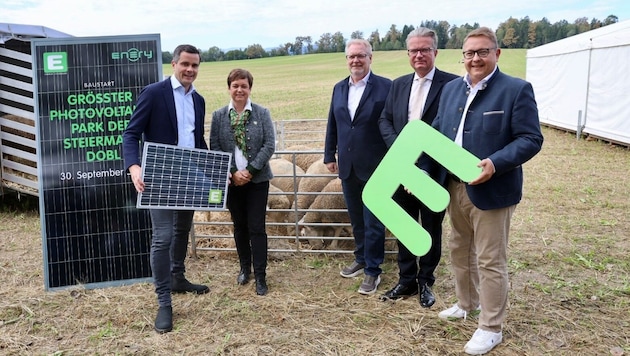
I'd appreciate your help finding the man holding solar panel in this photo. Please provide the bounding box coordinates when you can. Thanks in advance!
[123,44,209,334]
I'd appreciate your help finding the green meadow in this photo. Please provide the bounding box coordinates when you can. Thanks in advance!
[165,49,527,120]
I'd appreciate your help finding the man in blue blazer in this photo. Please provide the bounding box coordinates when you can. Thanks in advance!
[423,28,543,355]
[122,44,209,334]
[378,28,459,308]
[324,39,392,295]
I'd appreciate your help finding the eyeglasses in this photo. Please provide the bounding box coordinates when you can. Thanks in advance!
[346,53,369,60]
[462,48,496,59]
[407,48,434,56]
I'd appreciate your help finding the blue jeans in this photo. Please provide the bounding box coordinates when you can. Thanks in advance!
[341,171,386,277]
[149,209,194,307]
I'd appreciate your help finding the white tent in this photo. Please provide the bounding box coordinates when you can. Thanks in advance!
[526,20,630,145]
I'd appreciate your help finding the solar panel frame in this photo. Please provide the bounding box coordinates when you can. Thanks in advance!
[137,142,231,211]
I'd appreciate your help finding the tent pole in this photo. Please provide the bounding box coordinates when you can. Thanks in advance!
[576,110,583,140]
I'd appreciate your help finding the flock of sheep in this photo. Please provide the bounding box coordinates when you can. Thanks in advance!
[197,151,355,252]
[194,120,398,254]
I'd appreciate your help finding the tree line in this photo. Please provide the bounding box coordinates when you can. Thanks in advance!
[161,14,620,63]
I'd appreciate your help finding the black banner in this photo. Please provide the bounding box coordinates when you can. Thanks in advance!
[32,35,161,290]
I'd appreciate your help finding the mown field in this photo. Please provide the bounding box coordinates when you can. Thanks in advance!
[1,49,629,355]
[180,49,526,121]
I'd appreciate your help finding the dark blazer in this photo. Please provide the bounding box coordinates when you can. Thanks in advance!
[379,68,458,148]
[209,103,275,183]
[123,77,208,171]
[324,72,392,181]
[424,69,544,210]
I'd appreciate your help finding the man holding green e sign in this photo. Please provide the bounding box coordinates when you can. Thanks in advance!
[425,27,543,355]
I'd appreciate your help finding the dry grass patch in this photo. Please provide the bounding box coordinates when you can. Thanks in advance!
[1,126,629,355]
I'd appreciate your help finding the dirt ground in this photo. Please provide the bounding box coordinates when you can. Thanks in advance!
[1,126,629,355]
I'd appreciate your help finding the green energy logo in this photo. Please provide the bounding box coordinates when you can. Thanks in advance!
[43,52,68,73]
[111,48,153,62]
[363,120,481,256]
[208,189,223,204]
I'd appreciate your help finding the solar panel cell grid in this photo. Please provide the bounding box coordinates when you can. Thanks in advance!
[138,142,231,211]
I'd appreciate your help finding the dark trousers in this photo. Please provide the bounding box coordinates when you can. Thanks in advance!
[227,180,269,278]
[392,186,445,286]
[341,170,386,277]
[149,209,194,307]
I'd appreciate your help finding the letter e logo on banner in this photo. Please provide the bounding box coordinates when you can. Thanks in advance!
[43,52,68,73]
[362,120,481,256]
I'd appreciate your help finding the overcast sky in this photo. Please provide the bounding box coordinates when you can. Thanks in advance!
[2,0,629,52]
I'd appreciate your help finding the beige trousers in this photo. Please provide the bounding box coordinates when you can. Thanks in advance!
[446,178,516,332]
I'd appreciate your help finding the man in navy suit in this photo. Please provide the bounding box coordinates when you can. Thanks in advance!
[424,28,543,355]
[324,39,392,295]
[378,27,458,308]
[122,44,209,334]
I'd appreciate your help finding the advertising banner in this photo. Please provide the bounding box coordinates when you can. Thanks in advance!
[32,34,161,290]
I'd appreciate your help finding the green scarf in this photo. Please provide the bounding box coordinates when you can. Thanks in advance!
[230,108,250,154]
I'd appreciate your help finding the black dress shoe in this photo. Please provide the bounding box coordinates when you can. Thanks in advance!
[381,283,419,301]
[154,306,173,334]
[237,270,251,285]
[255,277,268,296]
[171,275,210,294]
[419,283,435,308]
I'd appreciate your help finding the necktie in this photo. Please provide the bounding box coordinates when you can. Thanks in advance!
[409,77,426,121]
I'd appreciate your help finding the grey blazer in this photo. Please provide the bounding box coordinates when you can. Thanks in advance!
[210,103,276,183]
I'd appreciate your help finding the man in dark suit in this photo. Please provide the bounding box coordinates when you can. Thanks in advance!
[379,27,458,308]
[122,44,209,334]
[424,27,543,354]
[324,39,392,295]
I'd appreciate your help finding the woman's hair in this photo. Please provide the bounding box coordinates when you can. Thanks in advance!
[227,68,254,88]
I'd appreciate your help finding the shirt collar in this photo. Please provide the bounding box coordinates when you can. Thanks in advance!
[413,67,436,82]
[229,99,253,112]
[348,71,371,86]
[170,75,196,94]
[463,65,498,90]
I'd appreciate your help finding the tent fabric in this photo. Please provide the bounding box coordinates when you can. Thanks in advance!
[0,22,72,44]
[526,20,630,145]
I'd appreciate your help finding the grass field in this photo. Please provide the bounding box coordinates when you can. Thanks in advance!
[1,49,629,355]
[174,49,527,120]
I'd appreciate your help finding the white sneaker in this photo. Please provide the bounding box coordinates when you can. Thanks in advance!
[438,304,481,320]
[464,328,502,355]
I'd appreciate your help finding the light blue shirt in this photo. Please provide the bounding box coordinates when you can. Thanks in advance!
[170,75,196,148]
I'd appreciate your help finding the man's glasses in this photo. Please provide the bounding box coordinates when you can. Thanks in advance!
[346,53,369,60]
[462,48,496,59]
[407,48,434,56]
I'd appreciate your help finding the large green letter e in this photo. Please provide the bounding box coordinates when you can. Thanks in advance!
[363,120,481,256]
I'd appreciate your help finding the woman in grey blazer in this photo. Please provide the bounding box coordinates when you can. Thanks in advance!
[209,68,275,295]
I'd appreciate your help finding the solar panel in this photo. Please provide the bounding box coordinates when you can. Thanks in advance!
[138,142,231,210]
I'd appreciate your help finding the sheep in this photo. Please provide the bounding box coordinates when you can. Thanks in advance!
[266,183,291,238]
[196,210,235,250]
[196,183,292,253]
[269,157,304,206]
[277,145,323,172]
[297,178,353,250]
[290,158,336,226]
